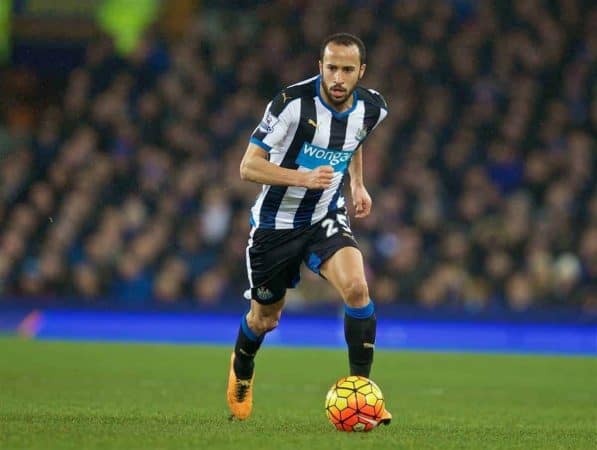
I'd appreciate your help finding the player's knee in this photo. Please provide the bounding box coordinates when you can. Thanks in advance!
[250,312,281,334]
[341,278,369,307]
[262,316,280,333]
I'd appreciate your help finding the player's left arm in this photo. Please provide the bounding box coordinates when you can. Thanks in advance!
[348,145,372,219]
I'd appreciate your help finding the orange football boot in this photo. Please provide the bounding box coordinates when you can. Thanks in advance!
[226,352,254,420]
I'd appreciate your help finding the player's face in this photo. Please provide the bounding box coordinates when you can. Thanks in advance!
[319,43,366,111]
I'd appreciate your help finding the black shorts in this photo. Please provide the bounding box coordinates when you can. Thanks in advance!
[245,208,359,304]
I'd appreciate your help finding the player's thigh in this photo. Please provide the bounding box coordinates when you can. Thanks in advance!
[305,209,369,306]
[319,246,369,305]
[246,228,306,298]
[303,208,359,277]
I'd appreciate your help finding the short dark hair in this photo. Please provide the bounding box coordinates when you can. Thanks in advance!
[320,33,366,65]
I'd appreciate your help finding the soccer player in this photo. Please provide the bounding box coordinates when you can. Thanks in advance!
[227,32,391,425]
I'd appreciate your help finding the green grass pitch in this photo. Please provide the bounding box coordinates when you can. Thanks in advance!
[1,337,595,449]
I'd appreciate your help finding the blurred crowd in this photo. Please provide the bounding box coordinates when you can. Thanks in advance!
[0,0,595,314]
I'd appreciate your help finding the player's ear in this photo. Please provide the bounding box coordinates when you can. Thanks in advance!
[359,63,366,80]
[318,60,323,75]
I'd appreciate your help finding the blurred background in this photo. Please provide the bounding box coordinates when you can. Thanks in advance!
[0,0,595,328]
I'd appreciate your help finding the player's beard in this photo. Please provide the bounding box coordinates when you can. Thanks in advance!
[321,81,356,108]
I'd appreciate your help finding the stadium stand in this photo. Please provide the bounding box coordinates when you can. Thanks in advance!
[0,0,595,314]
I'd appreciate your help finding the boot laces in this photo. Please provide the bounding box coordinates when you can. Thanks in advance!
[235,379,251,401]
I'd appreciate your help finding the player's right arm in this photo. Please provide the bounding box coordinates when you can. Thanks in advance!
[241,91,333,189]
[240,143,333,189]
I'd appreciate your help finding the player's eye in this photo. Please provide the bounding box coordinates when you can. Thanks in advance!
[343,67,355,73]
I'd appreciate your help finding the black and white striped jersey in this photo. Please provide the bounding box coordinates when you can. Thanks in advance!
[248,75,388,229]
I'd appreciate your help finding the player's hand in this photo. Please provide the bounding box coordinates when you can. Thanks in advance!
[303,166,334,190]
[351,184,372,218]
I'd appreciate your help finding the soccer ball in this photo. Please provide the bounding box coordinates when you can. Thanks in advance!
[324,375,385,432]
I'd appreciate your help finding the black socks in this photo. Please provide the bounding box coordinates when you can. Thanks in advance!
[233,302,376,379]
[344,301,376,377]
[233,314,264,380]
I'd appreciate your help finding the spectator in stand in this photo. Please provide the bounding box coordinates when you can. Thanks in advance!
[0,0,594,315]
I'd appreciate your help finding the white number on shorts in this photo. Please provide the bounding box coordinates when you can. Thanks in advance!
[321,218,339,237]
[337,213,350,232]
[322,213,351,238]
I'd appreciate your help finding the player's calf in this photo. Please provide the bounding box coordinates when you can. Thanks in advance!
[344,301,376,377]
